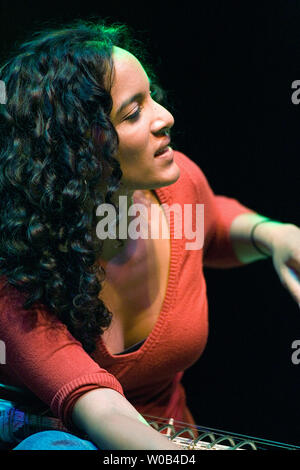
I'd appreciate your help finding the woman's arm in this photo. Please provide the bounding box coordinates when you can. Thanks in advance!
[230,212,300,305]
[229,213,283,263]
[72,388,182,450]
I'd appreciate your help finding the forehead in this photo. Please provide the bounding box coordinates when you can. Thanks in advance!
[111,46,149,91]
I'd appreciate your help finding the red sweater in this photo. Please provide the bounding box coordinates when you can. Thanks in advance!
[0,151,254,431]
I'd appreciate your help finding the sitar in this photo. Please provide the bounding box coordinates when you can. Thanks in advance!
[0,398,299,450]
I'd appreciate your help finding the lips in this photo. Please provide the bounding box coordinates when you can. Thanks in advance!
[154,146,169,157]
[154,137,171,157]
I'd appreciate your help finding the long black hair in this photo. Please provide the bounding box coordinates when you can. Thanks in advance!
[0,19,164,353]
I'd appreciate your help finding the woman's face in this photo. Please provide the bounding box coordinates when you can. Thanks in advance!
[109,46,180,191]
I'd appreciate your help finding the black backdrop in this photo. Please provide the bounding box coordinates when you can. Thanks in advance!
[0,0,300,445]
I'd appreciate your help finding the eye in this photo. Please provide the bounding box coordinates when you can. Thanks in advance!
[124,105,142,121]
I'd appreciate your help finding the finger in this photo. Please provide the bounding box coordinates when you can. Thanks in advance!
[280,265,300,305]
[287,254,300,272]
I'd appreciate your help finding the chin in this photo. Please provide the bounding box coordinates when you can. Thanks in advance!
[157,161,181,187]
[123,163,181,191]
[152,163,181,189]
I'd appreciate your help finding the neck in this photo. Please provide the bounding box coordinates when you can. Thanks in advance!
[97,187,156,263]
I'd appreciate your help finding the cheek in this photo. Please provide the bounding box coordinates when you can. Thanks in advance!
[117,125,151,158]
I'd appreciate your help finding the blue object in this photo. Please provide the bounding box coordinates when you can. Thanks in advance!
[12,430,98,450]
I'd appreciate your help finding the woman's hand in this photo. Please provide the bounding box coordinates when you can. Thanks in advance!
[230,213,300,306]
[269,223,300,306]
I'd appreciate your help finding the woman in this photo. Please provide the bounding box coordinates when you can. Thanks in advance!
[0,20,299,450]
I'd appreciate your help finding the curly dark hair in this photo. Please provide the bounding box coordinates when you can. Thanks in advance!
[0,19,165,354]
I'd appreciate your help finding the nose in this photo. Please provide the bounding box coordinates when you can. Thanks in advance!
[151,101,175,134]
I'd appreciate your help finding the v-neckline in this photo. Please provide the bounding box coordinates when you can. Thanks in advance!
[98,185,181,360]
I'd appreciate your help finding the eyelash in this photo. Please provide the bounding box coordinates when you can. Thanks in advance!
[124,89,157,122]
[125,106,142,121]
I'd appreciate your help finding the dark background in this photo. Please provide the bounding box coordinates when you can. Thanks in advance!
[0,0,300,446]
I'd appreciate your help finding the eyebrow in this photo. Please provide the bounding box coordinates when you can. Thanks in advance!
[116,92,144,116]
[115,78,152,116]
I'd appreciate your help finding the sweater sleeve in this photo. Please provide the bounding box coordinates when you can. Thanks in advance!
[175,152,255,268]
[203,194,255,267]
[0,277,125,429]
